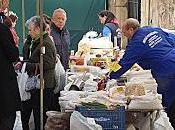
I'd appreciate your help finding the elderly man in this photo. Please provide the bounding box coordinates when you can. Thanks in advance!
[0,0,21,129]
[51,8,70,71]
[50,8,70,112]
[110,18,175,128]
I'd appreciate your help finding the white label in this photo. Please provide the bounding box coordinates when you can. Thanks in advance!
[87,117,96,125]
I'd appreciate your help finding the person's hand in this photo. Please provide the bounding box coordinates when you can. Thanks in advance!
[14,61,22,70]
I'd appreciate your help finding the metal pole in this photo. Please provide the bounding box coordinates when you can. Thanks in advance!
[148,0,151,25]
[22,0,25,43]
[39,0,44,129]
[7,0,9,16]
[36,0,39,16]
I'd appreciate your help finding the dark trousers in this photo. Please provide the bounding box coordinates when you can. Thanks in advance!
[53,92,61,111]
[21,88,55,130]
[167,98,175,128]
[21,99,32,130]
[156,77,175,128]
[0,112,16,130]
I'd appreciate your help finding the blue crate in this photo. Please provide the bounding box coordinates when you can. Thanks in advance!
[75,106,125,130]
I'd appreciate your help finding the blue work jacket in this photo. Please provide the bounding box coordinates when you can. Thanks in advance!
[110,27,175,79]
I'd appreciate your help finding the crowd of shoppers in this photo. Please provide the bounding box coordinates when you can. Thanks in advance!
[1,0,175,129]
[0,0,70,128]
[20,8,70,129]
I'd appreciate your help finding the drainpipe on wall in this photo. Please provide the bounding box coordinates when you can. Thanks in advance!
[127,0,141,22]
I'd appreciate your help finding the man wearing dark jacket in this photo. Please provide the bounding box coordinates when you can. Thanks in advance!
[0,14,21,130]
[50,8,70,112]
[51,8,70,71]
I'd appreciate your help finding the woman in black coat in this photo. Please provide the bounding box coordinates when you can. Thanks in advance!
[0,18,21,130]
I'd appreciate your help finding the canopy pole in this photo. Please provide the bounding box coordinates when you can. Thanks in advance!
[39,0,44,129]
[22,0,25,43]
[36,0,39,15]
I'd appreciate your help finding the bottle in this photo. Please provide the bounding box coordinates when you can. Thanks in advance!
[117,30,122,49]
[108,33,111,42]
[69,79,85,91]
[71,50,75,56]
[114,36,118,48]
[114,45,120,61]
[69,72,86,91]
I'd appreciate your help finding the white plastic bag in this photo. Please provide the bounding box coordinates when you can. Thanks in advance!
[13,111,23,130]
[128,94,163,110]
[70,111,102,130]
[127,124,136,130]
[153,110,174,130]
[54,56,66,94]
[17,62,31,101]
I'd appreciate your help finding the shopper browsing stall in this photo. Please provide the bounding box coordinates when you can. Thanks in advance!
[23,16,57,130]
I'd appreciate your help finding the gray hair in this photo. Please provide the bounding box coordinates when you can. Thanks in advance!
[52,8,67,19]
[25,16,46,31]
[124,18,140,30]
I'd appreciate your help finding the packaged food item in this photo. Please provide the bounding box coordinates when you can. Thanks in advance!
[109,86,125,97]
[125,82,145,96]
[69,72,86,91]
[70,65,90,73]
[90,57,108,68]
[97,76,108,91]
[81,102,107,109]
[69,56,84,65]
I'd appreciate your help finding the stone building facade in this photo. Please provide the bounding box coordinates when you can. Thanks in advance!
[108,0,175,47]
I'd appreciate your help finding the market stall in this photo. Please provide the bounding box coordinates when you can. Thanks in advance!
[48,32,173,130]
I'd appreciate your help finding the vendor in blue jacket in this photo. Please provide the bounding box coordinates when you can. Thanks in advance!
[110,18,175,128]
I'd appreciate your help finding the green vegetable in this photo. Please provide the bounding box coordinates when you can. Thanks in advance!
[81,102,107,109]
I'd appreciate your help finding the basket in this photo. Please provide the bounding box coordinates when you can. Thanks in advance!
[75,106,125,130]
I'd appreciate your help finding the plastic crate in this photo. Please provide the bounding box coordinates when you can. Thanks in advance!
[75,106,125,130]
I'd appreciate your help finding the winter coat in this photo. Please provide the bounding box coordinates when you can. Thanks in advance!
[50,23,70,71]
[22,35,32,61]
[26,33,57,88]
[0,23,21,114]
